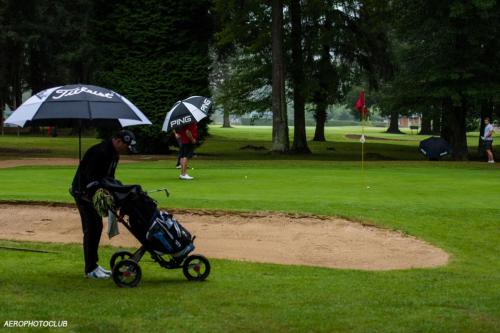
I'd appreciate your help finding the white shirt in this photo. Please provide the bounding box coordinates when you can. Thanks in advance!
[484,124,494,141]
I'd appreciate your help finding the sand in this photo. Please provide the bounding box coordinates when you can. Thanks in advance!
[0,203,448,270]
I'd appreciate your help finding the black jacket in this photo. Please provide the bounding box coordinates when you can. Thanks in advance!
[72,140,119,196]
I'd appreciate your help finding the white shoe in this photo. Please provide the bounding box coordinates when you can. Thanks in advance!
[86,267,110,279]
[97,265,111,275]
[488,160,495,164]
[175,165,181,169]
[179,174,194,180]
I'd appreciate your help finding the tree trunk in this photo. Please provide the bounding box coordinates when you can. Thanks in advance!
[442,100,468,160]
[313,105,327,141]
[432,109,441,134]
[386,111,402,133]
[419,112,432,135]
[440,102,449,141]
[271,0,289,153]
[290,0,310,154]
[222,109,231,128]
[312,17,333,144]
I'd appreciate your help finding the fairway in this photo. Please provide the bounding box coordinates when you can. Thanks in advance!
[0,126,499,332]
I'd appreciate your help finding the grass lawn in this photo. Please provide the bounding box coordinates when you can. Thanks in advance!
[0,126,499,332]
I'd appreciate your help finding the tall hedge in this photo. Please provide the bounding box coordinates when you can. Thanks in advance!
[93,0,212,153]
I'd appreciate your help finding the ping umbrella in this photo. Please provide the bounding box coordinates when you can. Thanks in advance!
[419,137,451,160]
[162,96,212,133]
[5,84,152,160]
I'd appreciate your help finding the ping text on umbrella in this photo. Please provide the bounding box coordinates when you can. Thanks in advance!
[200,98,211,112]
[170,115,192,128]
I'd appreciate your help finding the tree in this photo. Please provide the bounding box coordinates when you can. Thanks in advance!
[303,2,353,141]
[390,0,500,160]
[213,0,398,147]
[1,0,27,112]
[213,0,290,150]
[289,0,310,153]
[94,0,212,153]
[304,0,394,140]
[271,0,289,152]
[0,0,101,135]
[211,50,272,121]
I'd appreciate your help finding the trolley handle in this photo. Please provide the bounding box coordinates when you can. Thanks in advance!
[146,188,170,197]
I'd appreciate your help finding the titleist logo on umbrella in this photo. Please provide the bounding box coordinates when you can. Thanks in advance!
[170,115,192,127]
[52,87,115,100]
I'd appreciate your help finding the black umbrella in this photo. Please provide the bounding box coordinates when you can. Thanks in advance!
[419,137,451,160]
[5,84,152,160]
[162,96,212,133]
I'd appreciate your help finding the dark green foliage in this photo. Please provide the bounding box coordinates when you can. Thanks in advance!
[211,50,272,115]
[213,0,395,144]
[212,0,273,116]
[384,0,500,159]
[0,0,98,96]
[93,0,212,153]
[0,0,212,153]
[391,0,500,104]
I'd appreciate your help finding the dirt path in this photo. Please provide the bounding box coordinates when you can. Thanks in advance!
[0,157,146,169]
[0,204,448,270]
[0,158,79,168]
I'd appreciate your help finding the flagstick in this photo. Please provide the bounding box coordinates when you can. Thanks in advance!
[361,118,365,174]
[361,113,368,190]
[355,89,368,189]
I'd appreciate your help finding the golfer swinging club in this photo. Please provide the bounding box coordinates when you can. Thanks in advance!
[70,130,137,279]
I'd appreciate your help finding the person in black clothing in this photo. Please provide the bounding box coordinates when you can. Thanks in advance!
[71,130,137,279]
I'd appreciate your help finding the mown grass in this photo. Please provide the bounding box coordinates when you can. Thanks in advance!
[0,125,484,160]
[0,126,499,332]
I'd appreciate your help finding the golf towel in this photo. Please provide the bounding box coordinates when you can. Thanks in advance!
[107,210,120,239]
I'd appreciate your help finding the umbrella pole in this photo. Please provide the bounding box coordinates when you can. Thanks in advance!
[78,121,82,193]
[78,122,82,162]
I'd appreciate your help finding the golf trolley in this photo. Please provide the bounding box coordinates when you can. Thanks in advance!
[95,178,210,287]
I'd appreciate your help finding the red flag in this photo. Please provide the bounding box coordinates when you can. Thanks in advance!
[354,90,368,117]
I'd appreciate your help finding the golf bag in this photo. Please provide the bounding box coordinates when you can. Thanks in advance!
[98,178,194,258]
[146,211,194,257]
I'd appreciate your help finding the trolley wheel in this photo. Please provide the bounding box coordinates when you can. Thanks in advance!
[182,255,210,281]
[112,259,142,288]
[110,250,133,269]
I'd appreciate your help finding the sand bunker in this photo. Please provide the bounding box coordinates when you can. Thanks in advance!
[0,203,448,270]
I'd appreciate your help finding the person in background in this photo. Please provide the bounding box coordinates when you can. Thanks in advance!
[177,122,198,180]
[71,130,137,278]
[482,117,495,163]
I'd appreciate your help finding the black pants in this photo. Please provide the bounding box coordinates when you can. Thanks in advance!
[179,143,194,158]
[75,197,103,274]
[176,138,182,166]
